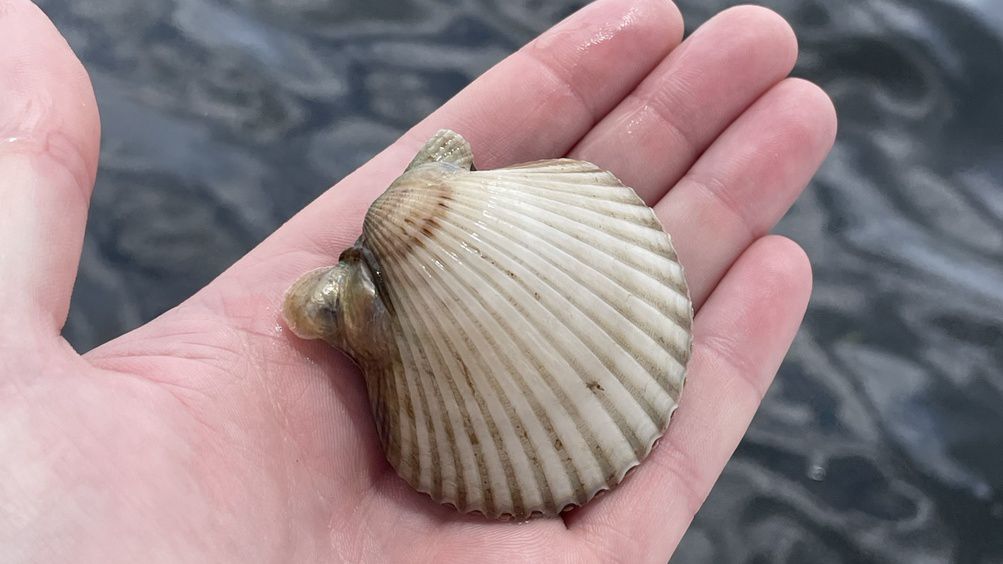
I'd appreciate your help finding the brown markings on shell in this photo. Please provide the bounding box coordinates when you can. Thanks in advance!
[365,165,457,262]
[368,196,587,517]
[371,196,601,514]
[367,195,535,517]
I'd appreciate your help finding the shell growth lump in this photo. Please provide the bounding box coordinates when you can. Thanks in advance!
[283,129,693,519]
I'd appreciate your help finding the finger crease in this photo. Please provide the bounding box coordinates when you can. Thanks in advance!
[696,332,772,400]
[630,89,700,162]
[684,171,761,242]
[647,436,705,521]
[522,48,600,125]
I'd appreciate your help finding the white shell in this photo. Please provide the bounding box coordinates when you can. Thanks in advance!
[284,130,692,519]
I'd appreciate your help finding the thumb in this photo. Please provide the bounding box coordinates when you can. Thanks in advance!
[0,0,100,343]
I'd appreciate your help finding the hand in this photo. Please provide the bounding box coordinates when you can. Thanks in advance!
[0,0,835,562]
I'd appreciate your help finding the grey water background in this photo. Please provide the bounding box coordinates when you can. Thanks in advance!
[41,0,1003,561]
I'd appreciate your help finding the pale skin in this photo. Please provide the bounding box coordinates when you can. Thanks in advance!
[0,0,836,562]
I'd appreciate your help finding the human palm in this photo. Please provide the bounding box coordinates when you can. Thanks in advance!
[1,0,836,562]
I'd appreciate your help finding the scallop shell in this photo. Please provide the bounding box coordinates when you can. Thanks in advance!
[283,129,692,519]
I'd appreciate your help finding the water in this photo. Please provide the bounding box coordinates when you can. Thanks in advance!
[39,0,1003,561]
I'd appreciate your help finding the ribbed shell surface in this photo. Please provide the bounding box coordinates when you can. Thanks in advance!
[361,159,692,519]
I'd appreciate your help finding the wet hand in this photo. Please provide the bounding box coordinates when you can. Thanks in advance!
[0,0,834,561]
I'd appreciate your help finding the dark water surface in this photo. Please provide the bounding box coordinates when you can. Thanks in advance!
[41,0,1003,561]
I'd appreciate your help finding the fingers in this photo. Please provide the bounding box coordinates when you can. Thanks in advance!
[566,236,813,561]
[656,78,837,307]
[0,0,100,337]
[252,0,680,257]
[191,0,684,325]
[569,80,834,555]
[569,6,798,204]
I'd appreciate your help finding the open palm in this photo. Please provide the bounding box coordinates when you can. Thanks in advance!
[1,0,835,562]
